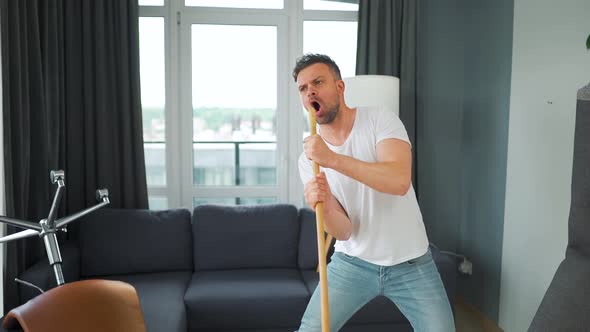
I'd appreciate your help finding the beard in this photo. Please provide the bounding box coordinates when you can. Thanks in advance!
[317,101,340,125]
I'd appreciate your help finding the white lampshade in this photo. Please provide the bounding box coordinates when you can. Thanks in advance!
[343,75,400,115]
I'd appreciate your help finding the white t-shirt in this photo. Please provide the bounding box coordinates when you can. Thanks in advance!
[298,106,429,266]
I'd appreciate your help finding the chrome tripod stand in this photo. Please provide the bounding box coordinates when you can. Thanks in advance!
[0,170,109,287]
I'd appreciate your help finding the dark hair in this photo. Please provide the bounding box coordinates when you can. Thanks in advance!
[292,53,342,82]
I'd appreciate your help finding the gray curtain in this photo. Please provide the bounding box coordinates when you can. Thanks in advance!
[1,0,148,312]
[356,0,419,192]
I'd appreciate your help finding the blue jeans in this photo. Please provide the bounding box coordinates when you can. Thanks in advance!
[298,249,455,332]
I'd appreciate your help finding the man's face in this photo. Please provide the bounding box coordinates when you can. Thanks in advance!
[296,63,344,125]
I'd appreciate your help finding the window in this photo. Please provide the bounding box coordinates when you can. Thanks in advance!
[191,24,278,189]
[304,0,358,11]
[186,0,283,9]
[302,20,358,138]
[139,0,358,209]
[139,0,164,6]
[139,17,166,187]
[303,21,358,79]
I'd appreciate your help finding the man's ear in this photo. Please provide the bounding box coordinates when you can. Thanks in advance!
[337,79,345,95]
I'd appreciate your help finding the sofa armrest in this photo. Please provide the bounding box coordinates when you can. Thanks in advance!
[18,240,80,304]
[529,249,590,331]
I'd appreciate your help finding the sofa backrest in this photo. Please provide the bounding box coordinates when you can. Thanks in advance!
[298,208,335,270]
[78,208,193,277]
[298,208,318,270]
[192,204,299,270]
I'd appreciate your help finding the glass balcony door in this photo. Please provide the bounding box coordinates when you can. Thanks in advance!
[179,14,289,207]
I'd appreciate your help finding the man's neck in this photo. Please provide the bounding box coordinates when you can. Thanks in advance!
[319,106,356,146]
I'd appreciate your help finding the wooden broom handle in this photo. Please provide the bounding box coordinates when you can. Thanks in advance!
[308,108,330,332]
[317,234,334,273]
[324,234,334,258]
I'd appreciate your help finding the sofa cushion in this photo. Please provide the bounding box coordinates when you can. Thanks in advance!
[79,208,193,277]
[185,269,309,329]
[192,204,299,270]
[99,271,192,332]
[300,270,405,324]
[299,270,318,295]
[298,209,318,270]
[298,208,335,270]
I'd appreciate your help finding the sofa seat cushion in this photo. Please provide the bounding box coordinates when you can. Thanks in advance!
[185,269,310,330]
[98,271,192,332]
[300,270,406,325]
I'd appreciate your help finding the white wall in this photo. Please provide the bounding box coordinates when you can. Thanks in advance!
[499,0,590,331]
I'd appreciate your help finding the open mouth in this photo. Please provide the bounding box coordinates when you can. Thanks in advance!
[312,101,321,112]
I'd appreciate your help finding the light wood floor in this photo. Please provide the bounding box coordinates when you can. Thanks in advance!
[455,298,503,332]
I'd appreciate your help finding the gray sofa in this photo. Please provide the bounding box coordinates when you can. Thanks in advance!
[15,204,457,332]
[528,89,590,331]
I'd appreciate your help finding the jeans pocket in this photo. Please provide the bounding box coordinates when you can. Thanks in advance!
[406,249,432,266]
[343,253,356,260]
[335,252,357,263]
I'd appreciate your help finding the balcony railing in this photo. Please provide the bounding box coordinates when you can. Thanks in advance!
[192,141,276,186]
[144,141,278,206]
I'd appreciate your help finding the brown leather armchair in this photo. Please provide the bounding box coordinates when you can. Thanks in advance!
[3,279,146,332]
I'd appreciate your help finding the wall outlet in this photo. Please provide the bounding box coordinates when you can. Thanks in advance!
[459,258,473,275]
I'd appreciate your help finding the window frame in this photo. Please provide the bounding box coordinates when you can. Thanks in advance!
[179,13,288,207]
[139,0,357,209]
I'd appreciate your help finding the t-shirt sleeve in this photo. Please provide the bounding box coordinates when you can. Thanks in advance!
[298,152,314,185]
[374,107,411,147]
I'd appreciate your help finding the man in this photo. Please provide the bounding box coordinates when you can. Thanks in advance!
[294,53,455,332]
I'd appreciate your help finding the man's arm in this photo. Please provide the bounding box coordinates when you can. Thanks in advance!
[304,173,352,241]
[304,136,412,196]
